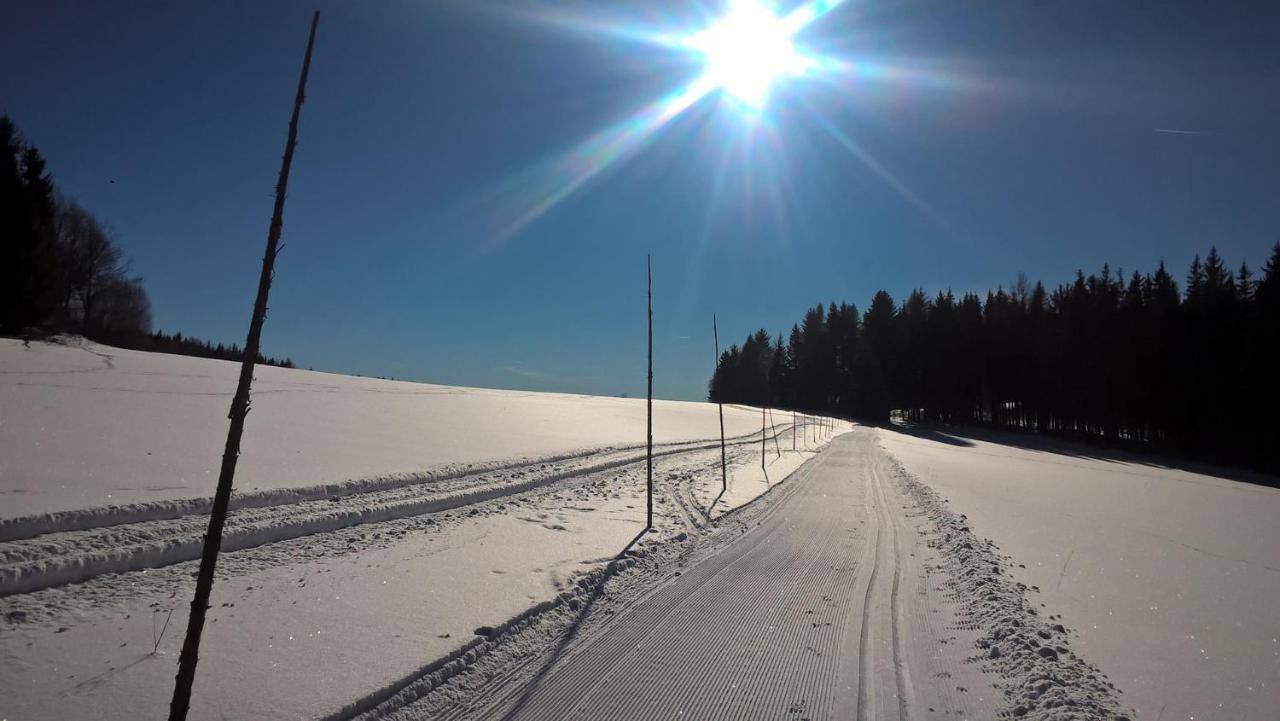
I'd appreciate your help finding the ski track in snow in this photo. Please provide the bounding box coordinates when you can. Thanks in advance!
[1,338,777,521]
[352,428,1129,721]
[0,424,805,619]
[0,422,1136,721]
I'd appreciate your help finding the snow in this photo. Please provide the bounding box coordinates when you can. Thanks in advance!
[0,338,843,720]
[0,430,836,720]
[877,424,1280,721]
[0,338,765,519]
[17,336,1255,719]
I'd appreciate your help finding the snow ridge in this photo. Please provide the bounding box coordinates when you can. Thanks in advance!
[890,459,1134,721]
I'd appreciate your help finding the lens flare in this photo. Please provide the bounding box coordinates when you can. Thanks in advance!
[467,0,970,242]
[683,0,814,109]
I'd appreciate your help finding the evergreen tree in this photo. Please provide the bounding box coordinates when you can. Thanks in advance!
[0,117,62,332]
[709,246,1280,472]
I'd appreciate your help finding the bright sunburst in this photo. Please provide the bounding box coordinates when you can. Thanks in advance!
[478,0,967,240]
[683,0,814,109]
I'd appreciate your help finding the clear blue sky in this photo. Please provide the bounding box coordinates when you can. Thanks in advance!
[4,0,1278,400]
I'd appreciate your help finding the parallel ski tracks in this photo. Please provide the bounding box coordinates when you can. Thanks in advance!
[419,431,920,721]
[0,427,797,597]
[857,454,911,721]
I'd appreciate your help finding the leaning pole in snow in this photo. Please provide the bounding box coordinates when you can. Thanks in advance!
[713,314,726,492]
[168,12,318,721]
[646,255,653,530]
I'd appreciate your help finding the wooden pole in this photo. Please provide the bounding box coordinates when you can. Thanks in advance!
[761,405,766,471]
[792,410,797,451]
[769,408,780,458]
[646,255,653,530]
[167,12,319,721]
[713,314,726,493]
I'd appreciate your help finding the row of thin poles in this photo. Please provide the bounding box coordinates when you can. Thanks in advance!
[755,404,831,472]
[644,266,837,529]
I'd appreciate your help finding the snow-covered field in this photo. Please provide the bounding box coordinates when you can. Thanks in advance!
[878,425,1280,721]
[6,337,1274,721]
[0,338,840,720]
[0,337,768,519]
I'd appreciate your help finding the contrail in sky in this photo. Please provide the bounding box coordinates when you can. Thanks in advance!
[1154,128,1208,135]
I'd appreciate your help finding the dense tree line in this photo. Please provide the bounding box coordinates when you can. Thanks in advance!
[710,248,1280,471]
[1,116,295,368]
[133,330,295,368]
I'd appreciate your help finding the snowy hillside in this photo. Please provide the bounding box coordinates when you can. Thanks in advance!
[0,337,767,519]
[5,338,1274,721]
[1,338,842,720]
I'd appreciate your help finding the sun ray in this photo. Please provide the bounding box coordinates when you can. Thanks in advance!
[804,101,947,228]
[463,0,975,243]
[489,75,718,242]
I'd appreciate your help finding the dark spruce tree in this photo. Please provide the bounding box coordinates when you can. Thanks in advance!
[0,117,62,333]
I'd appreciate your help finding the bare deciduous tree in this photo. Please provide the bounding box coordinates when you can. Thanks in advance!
[95,276,152,335]
[54,198,128,332]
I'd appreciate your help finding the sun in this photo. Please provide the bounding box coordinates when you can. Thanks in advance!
[684,0,813,109]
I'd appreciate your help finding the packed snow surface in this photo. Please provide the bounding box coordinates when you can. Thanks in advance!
[1,338,844,720]
[0,338,764,518]
[878,424,1280,721]
[0,439,830,721]
[7,338,1272,720]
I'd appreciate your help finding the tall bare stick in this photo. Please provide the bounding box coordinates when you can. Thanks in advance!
[769,408,781,458]
[761,405,766,471]
[646,254,653,530]
[167,12,319,721]
[713,314,726,492]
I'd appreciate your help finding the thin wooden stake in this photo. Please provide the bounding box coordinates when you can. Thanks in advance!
[769,408,781,458]
[646,254,653,530]
[713,313,726,493]
[168,12,319,721]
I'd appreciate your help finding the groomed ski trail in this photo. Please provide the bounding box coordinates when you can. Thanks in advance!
[410,429,986,721]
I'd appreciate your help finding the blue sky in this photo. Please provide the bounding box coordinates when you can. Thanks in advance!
[4,0,1278,400]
